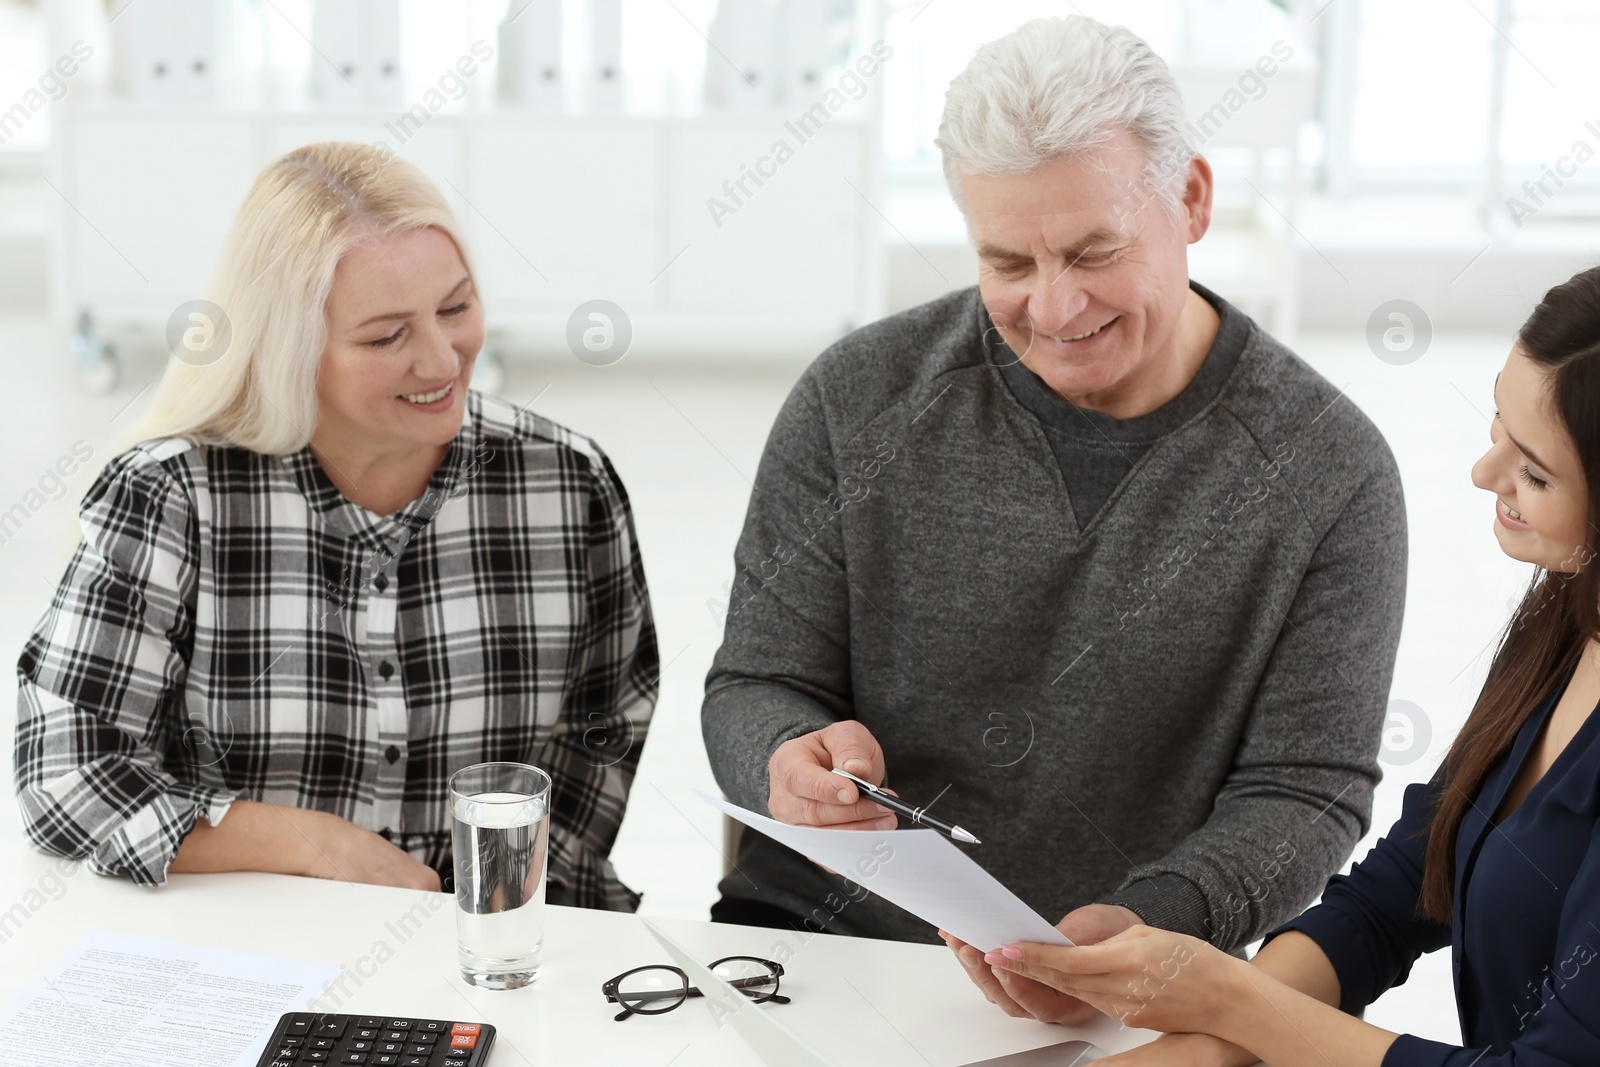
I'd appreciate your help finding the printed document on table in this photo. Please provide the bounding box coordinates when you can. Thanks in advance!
[0,929,342,1067]
[699,791,1072,951]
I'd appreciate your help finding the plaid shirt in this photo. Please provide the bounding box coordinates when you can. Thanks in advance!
[14,391,658,909]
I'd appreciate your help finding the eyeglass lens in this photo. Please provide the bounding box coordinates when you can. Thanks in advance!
[616,967,688,1013]
[710,958,779,1000]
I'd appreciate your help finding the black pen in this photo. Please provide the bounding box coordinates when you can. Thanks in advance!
[831,768,982,845]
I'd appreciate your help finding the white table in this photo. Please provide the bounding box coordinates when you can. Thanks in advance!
[0,843,1156,1066]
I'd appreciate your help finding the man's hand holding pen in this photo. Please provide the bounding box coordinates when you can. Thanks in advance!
[766,721,900,832]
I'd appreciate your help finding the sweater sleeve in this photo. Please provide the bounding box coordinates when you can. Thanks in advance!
[1105,455,1409,949]
[701,369,852,814]
[13,451,236,886]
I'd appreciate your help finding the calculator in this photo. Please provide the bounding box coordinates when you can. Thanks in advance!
[255,1013,496,1067]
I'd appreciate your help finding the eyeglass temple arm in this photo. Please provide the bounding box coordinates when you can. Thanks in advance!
[682,985,791,1004]
[610,974,776,1003]
[608,987,791,1020]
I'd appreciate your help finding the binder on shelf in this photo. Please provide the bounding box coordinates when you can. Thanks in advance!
[311,0,403,108]
[497,0,564,109]
[707,0,780,112]
[110,0,217,103]
[586,0,623,112]
[776,0,830,107]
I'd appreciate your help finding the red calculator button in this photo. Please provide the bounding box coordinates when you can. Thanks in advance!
[450,1034,478,1050]
[450,1024,481,1036]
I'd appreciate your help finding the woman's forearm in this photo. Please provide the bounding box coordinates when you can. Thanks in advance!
[1247,930,1344,1007]
[1214,935,1400,1067]
[170,799,327,876]
[1164,931,1354,1067]
[171,799,443,889]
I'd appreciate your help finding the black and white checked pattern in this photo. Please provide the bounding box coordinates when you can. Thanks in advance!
[15,391,657,909]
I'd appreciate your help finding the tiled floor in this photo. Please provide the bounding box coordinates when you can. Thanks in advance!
[0,314,1528,1046]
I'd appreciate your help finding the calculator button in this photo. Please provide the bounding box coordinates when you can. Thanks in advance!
[305,1053,330,1062]
[355,1028,379,1040]
[450,1023,480,1037]
[450,1033,477,1050]
[383,1031,408,1042]
[387,1019,413,1030]
[401,1058,430,1067]
[378,1041,405,1053]
[417,1021,447,1033]
[413,1033,438,1044]
[341,1055,368,1064]
[373,1058,399,1066]
[357,1017,384,1028]
[286,1019,313,1036]
[311,1038,335,1049]
[407,1045,433,1056]
[315,1018,348,1038]
[349,1041,372,1051]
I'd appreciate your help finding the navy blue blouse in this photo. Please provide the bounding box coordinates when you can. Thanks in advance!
[1269,664,1600,1066]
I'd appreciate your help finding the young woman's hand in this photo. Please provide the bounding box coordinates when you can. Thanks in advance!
[941,929,1099,1024]
[939,903,1145,1026]
[983,925,1246,1035]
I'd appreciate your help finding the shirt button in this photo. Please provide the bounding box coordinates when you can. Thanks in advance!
[374,573,389,592]
[385,745,401,764]
[378,660,394,680]
[378,827,392,840]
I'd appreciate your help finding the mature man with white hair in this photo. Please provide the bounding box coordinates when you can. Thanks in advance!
[702,15,1406,1026]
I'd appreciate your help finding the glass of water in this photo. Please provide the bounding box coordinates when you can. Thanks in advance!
[450,762,551,990]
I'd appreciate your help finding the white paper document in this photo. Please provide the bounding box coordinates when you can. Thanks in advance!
[643,917,838,1067]
[0,930,342,1067]
[700,791,1072,952]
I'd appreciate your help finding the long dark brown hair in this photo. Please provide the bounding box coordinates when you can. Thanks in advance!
[1419,265,1600,923]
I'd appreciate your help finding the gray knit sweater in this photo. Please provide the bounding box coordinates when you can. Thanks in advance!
[702,283,1407,949]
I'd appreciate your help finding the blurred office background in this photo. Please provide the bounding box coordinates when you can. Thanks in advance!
[1,0,1597,1046]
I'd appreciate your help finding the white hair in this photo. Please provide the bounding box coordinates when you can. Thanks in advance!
[935,15,1194,218]
[127,141,477,454]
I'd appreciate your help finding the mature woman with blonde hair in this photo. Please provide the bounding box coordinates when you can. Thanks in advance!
[15,142,658,908]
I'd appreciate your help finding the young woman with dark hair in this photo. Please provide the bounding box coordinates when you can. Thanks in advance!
[949,265,1600,1066]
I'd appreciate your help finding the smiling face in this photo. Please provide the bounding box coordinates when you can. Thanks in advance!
[315,225,483,461]
[1470,345,1591,572]
[959,129,1211,412]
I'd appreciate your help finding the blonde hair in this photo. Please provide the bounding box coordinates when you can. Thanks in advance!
[129,141,477,454]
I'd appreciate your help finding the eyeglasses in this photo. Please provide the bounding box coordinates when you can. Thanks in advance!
[600,956,790,1022]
